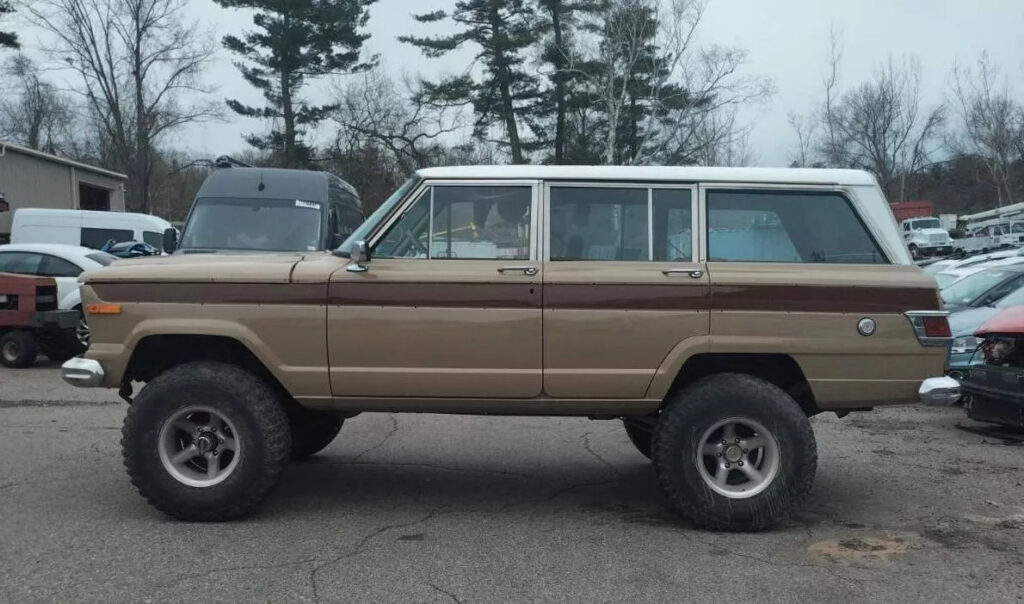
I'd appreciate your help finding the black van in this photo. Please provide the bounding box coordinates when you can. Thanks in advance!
[166,166,363,253]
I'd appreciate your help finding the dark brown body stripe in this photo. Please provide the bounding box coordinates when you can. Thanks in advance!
[711,284,940,313]
[91,281,939,313]
[91,282,326,305]
[327,282,539,308]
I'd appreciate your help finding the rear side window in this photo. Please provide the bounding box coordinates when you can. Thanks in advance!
[85,252,117,266]
[38,255,82,277]
[707,190,888,264]
[0,252,42,274]
[81,228,133,249]
[142,231,163,251]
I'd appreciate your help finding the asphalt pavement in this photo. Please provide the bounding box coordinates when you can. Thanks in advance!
[1,363,1023,603]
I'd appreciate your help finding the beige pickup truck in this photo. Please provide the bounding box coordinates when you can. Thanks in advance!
[62,166,958,530]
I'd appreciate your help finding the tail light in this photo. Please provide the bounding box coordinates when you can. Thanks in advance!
[905,311,952,347]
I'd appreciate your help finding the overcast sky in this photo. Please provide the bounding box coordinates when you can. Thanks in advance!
[16,0,1024,168]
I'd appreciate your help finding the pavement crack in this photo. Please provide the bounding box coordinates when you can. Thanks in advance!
[581,431,623,477]
[498,477,620,512]
[310,506,445,601]
[352,414,399,461]
[427,582,462,603]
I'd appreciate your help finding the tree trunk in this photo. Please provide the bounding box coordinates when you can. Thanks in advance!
[487,1,524,164]
[549,2,566,164]
[133,13,149,213]
[281,68,296,167]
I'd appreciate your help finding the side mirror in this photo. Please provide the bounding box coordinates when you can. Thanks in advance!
[346,240,370,273]
[162,228,178,254]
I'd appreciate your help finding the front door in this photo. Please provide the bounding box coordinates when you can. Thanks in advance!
[542,183,710,399]
[328,181,542,399]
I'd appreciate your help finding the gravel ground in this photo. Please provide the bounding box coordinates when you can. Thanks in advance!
[1,365,1023,603]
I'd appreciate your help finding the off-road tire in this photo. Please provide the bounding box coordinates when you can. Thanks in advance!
[40,335,82,363]
[121,361,291,521]
[0,330,38,368]
[286,405,344,461]
[622,417,654,459]
[651,373,817,532]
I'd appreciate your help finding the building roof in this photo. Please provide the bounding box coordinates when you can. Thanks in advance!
[0,140,127,180]
[416,165,878,186]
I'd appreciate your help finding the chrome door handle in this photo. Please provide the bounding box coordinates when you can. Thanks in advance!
[662,268,704,279]
[498,265,538,276]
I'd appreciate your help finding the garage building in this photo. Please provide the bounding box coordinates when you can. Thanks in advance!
[0,141,127,243]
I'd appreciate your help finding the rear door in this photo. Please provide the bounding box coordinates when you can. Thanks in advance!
[328,180,543,399]
[541,182,710,399]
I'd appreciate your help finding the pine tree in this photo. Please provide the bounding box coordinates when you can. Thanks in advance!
[400,0,539,164]
[214,0,376,167]
[0,1,19,49]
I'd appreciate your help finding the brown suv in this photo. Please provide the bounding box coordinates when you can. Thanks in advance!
[62,166,958,530]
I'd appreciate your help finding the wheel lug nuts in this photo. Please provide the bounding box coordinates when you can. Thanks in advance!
[735,439,740,444]
[742,449,748,454]
[721,440,727,445]
[212,451,218,457]
[724,463,730,468]
[716,453,721,457]
[738,461,744,466]
[219,438,225,444]
[211,427,217,432]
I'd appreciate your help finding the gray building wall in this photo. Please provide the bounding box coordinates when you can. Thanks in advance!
[0,143,126,240]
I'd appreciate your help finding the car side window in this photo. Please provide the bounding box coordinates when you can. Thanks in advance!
[38,255,83,278]
[81,227,133,249]
[0,252,43,275]
[375,186,532,260]
[707,190,889,264]
[142,231,163,251]
[550,187,647,261]
[653,189,692,261]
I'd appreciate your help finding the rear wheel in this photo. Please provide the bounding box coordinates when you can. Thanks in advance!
[652,373,817,531]
[122,361,291,521]
[0,330,38,368]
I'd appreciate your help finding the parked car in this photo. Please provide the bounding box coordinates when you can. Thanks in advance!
[62,165,954,531]
[11,208,173,252]
[0,243,117,349]
[900,216,954,259]
[0,273,80,366]
[940,265,1024,311]
[959,307,1024,428]
[165,166,363,254]
[935,253,1024,288]
[103,240,160,258]
[947,285,1024,380]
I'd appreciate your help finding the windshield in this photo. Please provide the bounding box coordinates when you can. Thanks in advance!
[85,252,117,266]
[941,269,1015,306]
[923,261,952,275]
[913,219,940,229]
[180,198,323,252]
[337,177,419,254]
[935,272,960,288]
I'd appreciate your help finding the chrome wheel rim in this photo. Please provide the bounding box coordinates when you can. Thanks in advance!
[76,314,90,348]
[158,406,241,487]
[696,417,780,499]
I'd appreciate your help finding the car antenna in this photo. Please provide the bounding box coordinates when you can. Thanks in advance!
[258,170,265,192]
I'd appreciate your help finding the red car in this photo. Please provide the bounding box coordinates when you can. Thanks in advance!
[960,307,1024,428]
[0,273,80,368]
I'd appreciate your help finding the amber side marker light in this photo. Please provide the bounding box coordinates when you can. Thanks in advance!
[86,303,122,315]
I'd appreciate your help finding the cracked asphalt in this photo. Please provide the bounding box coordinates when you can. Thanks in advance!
[2,363,1024,602]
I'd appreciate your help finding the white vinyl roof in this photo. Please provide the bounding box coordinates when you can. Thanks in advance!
[416,165,877,186]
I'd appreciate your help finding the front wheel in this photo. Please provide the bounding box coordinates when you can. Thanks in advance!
[652,373,817,531]
[121,362,291,521]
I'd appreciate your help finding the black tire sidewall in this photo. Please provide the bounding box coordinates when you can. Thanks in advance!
[1,331,38,368]
[122,362,290,520]
[653,374,817,531]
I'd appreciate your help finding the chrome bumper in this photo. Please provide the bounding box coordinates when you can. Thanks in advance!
[61,358,105,388]
[918,376,961,406]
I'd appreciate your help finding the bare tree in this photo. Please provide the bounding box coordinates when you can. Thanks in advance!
[949,52,1024,207]
[567,0,771,166]
[29,0,217,212]
[0,54,76,154]
[786,111,818,168]
[331,69,465,175]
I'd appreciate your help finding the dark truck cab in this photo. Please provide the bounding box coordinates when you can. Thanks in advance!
[165,165,363,254]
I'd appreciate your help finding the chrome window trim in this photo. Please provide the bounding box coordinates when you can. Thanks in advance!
[541,181,698,262]
[699,182,894,265]
[369,179,541,262]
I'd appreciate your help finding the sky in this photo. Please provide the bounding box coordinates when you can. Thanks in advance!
[13,0,1024,168]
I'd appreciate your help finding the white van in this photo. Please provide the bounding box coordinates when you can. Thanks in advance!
[10,209,172,251]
